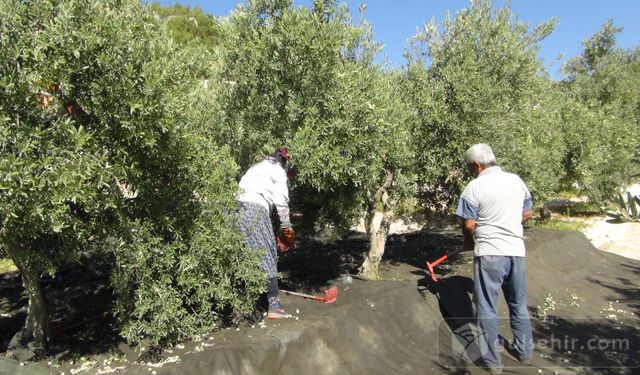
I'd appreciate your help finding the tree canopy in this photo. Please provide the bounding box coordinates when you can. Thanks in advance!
[406,0,564,210]
[560,20,639,201]
[215,0,415,277]
[0,0,263,349]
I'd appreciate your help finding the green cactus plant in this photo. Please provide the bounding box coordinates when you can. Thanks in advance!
[604,192,640,222]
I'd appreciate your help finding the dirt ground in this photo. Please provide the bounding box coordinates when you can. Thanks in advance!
[571,183,640,261]
[1,226,639,375]
[582,217,640,261]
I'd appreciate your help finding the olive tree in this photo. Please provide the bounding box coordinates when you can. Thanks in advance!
[216,0,415,278]
[0,0,263,350]
[292,67,415,279]
[405,0,564,211]
[559,21,639,202]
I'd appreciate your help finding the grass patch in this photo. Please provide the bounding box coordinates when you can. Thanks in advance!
[0,257,17,273]
[534,218,587,232]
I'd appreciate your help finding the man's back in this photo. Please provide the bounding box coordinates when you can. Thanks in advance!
[459,166,531,257]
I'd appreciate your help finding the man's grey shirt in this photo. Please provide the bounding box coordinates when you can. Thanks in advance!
[456,166,533,257]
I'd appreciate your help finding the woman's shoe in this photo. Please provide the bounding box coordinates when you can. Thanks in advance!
[267,297,290,319]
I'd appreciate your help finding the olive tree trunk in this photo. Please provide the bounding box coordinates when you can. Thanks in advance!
[1,229,50,352]
[360,167,394,279]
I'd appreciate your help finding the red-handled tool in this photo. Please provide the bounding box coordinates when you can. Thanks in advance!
[426,249,463,282]
[282,285,338,304]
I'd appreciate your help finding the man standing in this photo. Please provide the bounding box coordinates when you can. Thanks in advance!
[455,144,534,374]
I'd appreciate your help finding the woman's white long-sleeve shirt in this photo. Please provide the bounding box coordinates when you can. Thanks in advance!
[238,159,290,214]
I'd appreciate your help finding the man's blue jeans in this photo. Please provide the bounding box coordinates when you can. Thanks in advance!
[474,255,533,369]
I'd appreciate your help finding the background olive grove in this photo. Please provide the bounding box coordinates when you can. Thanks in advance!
[0,0,638,352]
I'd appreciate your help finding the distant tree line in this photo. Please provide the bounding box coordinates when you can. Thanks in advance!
[148,2,222,51]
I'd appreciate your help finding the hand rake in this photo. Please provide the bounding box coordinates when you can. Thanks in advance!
[281,285,338,304]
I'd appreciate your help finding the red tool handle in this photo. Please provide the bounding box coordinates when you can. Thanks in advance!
[426,249,463,282]
[282,289,322,300]
[281,286,338,304]
[430,254,449,267]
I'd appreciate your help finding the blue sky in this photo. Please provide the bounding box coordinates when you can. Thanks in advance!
[155,0,640,79]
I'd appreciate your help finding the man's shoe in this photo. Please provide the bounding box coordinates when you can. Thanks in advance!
[267,297,289,319]
[516,354,532,364]
[487,367,502,375]
[505,342,532,364]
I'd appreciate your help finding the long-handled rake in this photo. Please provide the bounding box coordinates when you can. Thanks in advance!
[426,249,462,282]
[281,285,338,304]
